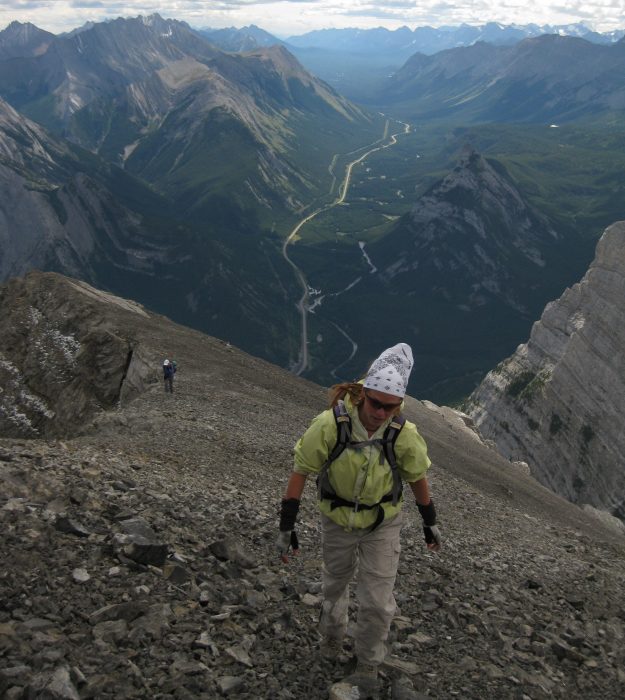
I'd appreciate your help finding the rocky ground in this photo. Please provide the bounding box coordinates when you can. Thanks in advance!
[1,273,625,699]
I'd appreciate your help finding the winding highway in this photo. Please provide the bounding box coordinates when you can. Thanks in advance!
[282,119,410,376]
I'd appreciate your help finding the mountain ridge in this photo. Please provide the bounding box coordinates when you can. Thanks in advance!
[286,21,625,54]
[376,34,625,123]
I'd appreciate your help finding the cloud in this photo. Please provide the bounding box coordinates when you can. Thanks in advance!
[1,1,51,8]
[1,0,624,36]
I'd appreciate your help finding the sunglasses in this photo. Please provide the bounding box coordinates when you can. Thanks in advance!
[364,390,402,412]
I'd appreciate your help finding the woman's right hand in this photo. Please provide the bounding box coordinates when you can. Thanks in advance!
[276,530,299,563]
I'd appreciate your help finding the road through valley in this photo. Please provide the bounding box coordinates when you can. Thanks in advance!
[282,119,410,376]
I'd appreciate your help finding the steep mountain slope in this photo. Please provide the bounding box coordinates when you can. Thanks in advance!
[467,221,625,521]
[0,15,377,224]
[0,98,302,369]
[122,43,372,222]
[0,270,624,699]
[375,35,625,123]
[0,96,184,283]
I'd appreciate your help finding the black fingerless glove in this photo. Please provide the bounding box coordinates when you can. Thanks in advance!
[279,498,300,532]
[417,499,441,548]
[417,499,437,526]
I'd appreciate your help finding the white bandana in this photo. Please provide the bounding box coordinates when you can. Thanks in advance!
[362,343,414,398]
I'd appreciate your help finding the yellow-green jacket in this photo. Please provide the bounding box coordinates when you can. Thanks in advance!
[294,394,431,530]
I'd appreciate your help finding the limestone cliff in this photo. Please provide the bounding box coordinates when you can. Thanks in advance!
[467,221,625,520]
[0,271,156,438]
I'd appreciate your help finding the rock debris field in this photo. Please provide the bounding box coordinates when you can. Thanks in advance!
[1,275,625,700]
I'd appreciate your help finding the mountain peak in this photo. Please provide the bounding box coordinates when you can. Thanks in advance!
[5,20,40,32]
[457,144,484,168]
[393,147,557,279]
[0,18,54,58]
[141,13,165,26]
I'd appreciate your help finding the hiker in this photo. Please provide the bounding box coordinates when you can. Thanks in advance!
[163,358,175,393]
[276,343,441,694]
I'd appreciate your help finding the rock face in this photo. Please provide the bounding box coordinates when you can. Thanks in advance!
[373,147,560,311]
[0,272,155,438]
[467,221,625,520]
[1,270,625,700]
[0,96,181,285]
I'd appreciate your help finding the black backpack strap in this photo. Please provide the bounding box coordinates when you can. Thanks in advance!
[318,491,394,531]
[317,406,406,524]
[316,401,351,499]
[380,415,406,506]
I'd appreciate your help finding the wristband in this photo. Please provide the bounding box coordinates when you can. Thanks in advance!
[279,498,300,531]
[417,499,437,527]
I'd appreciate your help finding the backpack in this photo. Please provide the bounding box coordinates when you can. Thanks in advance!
[163,362,174,378]
[316,399,406,530]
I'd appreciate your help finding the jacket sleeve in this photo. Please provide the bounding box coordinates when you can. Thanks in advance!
[293,410,336,476]
[394,420,431,483]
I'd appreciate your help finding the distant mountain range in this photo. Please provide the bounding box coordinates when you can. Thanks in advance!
[197,22,625,100]
[286,21,625,55]
[374,34,625,123]
[200,21,625,57]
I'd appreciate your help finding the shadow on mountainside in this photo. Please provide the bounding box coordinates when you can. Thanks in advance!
[1,271,624,699]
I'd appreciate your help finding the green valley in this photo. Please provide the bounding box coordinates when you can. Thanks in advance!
[287,121,625,401]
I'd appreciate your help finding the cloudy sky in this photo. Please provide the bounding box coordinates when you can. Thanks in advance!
[2,0,625,38]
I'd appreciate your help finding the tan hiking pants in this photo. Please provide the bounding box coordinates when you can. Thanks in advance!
[319,511,403,665]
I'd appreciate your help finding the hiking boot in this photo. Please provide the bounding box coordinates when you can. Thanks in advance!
[343,662,380,698]
[320,635,348,662]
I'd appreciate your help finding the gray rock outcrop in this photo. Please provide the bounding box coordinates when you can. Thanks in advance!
[0,271,155,437]
[467,221,625,520]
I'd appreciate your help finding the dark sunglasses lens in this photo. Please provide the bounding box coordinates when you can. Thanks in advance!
[366,392,400,411]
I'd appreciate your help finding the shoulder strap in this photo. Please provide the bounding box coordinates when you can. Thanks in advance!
[381,414,406,506]
[317,405,407,507]
[316,400,351,499]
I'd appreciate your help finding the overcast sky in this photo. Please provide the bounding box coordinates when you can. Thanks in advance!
[2,1,624,38]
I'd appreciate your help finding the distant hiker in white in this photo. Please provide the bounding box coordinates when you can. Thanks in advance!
[277,343,441,694]
[163,358,176,393]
